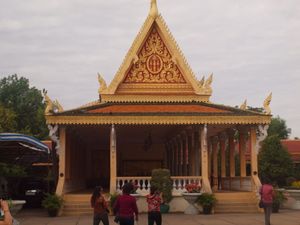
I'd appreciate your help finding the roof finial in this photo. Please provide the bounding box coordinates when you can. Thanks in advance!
[150,0,158,19]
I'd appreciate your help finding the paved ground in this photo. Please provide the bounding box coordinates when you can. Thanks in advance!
[15,209,300,225]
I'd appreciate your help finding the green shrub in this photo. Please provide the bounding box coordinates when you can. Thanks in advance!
[42,193,63,210]
[150,169,173,203]
[109,192,120,208]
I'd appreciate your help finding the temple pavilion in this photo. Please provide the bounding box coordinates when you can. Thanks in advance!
[45,0,272,214]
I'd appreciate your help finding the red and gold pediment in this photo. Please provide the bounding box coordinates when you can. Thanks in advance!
[99,2,213,102]
[123,26,186,84]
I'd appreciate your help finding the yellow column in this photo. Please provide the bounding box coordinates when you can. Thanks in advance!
[219,133,227,189]
[56,126,66,196]
[110,124,117,194]
[208,140,212,180]
[239,128,247,177]
[171,140,175,175]
[182,132,188,176]
[200,125,212,193]
[177,135,183,176]
[227,129,236,177]
[250,127,258,175]
[188,129,195,176]
[212,136,219,191]
[184,132,189,176]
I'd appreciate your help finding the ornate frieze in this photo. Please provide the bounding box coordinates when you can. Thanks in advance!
[123,27,186,84]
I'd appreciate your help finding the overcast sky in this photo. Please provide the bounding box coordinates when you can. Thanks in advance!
[0,0,299,138]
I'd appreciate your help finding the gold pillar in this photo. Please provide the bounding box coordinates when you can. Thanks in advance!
[200,125,212,193]
[208,140,212,180]
[219,133,226,177]
[184,132,189,176]
[56,126,66,196]
[212,136,219,191]
[250,127,258,176]
[177,135,183,176]
[195,130,200,176]
[171,140,176,175]
[188,129,195,176]
[227,129,236,178]
[239,128,247,177]
[110,124,117,193]
[219,133,227,189]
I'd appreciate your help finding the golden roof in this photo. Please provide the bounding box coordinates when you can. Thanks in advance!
[99,0,212,103]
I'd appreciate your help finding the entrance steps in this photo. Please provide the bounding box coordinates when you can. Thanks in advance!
[63,193,93,216]
[214,191,260,213]
[62,191,260,215]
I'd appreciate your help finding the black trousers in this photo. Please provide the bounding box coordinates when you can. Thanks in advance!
[93,212,109,225]
[148,211,162,225]
[119,217,134,225]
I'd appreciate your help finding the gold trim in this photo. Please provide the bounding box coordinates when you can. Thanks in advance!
[101,94,210,102]
[46,115,271,125]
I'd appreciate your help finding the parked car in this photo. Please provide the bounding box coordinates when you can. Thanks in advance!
[19,178,49,208]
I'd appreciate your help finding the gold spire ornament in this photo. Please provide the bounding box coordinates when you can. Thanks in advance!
[198,76,205,87]
[43,91,54,115]
[98,73,107,94]
[150,0,158,19]
[240,99,247,110]
[204,73,213,88]
[53,99,64,113]
[263,92,272,115]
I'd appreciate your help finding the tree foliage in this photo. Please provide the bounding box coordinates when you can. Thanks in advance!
[0,103,17,132]
[267,116,291,139]
[0,74,48,139]
[258,135,294,186]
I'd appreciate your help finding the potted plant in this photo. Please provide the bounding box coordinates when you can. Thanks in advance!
[196,193,216,214]
[42,193,63,217]
[182,183,202,214]
[150,169,173,213]
[272,189,287,213]
[109,192,120,215]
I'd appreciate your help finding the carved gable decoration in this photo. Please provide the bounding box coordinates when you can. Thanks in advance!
[123,26,186,84]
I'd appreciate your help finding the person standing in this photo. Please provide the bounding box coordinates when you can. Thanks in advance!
[0,199,12,225]
[91,186,109,225]
[146,186,162,225]
[260,179,274,225]
[113,183,138,225]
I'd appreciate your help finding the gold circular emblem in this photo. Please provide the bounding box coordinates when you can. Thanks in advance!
[146,54,163,74]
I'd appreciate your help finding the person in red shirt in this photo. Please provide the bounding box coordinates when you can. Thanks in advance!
[260,178,274,225]
[146,186,162,225]
[91,186,109,225]
[113,183,138,225]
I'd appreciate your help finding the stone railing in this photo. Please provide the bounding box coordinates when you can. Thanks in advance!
[116,176,202,195]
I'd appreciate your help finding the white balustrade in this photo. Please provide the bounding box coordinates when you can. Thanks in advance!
[115,176,202,195]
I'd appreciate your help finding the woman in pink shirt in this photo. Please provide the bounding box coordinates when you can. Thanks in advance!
[146,186,162,225]
[260,179,274,225]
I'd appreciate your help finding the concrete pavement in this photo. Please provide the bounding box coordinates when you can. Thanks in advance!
[15,209,300,225]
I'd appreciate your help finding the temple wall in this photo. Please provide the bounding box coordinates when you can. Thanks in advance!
[117,142,165,176]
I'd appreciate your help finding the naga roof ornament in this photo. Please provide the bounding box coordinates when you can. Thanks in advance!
[240,99,247,110]
[43,91,64,115]
[263,93,272,115]
[98,73,107,94]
